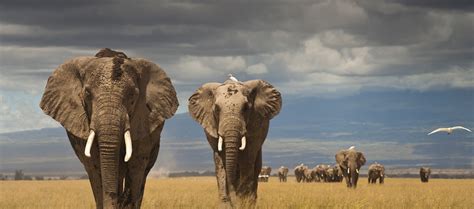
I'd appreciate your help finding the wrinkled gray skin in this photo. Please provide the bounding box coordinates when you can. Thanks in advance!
[368,163,385,184]
[294,164,307,183]
[259,166,272,182]
[40,50,178,209]
[188,79,282,208]
[278,166,289,182]
[420,167,431,183]
[335,149,366,188]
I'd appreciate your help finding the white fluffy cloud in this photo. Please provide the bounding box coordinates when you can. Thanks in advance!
[245,63,268,75]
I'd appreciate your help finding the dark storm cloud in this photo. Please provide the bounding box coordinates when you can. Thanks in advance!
[395,0,474,11]
[0,0,473,95]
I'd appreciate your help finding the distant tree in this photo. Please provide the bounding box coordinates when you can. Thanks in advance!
[14,170,24,180]
[60,175,68,180]
[23,175,33,180]
[35,176,44,181]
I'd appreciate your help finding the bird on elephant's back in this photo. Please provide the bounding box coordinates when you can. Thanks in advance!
[188,77,282,208]
[335,147,366,188]
[39,48,179,209]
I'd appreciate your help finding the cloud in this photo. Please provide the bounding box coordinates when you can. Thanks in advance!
[0,0,473,132]
[0,94,59,133]
[246,63,268,75]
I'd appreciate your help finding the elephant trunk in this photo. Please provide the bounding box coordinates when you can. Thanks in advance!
[223,131,239,200]
[95,96,128,209]
[349,164,358,188]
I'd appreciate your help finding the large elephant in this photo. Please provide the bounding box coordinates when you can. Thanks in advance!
[420,167,431,183]
[335,148,366,188]
[277,166,289,182]
[368,162,385,184]
[188,78,282,208]
[39,49,178,209]
[294,164,307,183]
[258,166,272,182]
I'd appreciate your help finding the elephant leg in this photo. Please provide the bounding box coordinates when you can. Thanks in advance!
[213,152,232,209]
[342,170,351,187]
[123,156,148,209]
[67,133,103,208]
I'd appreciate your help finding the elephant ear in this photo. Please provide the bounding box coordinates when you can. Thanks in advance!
[335,150,348,169]
[188,83,221,138]
[39,57,95,139]
[244,80,282,120]
[130,59,179,140]
[357,152,366,167]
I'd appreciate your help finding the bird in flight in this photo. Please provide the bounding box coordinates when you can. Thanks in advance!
[228,74,239,82]
[428,126,472,135]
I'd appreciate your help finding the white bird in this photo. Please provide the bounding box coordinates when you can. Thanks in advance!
[348,146,355,150]
[428,126,472,135]
[228,74,239,82]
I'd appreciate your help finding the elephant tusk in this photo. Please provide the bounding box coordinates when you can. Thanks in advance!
[356,169,359,174]
[84,130,95,157]
[218,136,223,152]
[239,136,246,150]
[124,130,132,162]
[347,168,350,174]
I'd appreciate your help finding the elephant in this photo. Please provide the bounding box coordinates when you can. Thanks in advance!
[368,162,385,184]
[314,164,329,182]
[294,164,307,183]
[277,166,289,182]
[420,167,431,183]
[325,166,336,182]
[335,148,366,188]
[302,167,315,182]
[188,78,282,208]
[332,164,343,182]
[258,166,272,182]
[39,48,178,209]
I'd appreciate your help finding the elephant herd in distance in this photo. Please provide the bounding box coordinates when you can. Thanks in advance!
[39,49,430,209]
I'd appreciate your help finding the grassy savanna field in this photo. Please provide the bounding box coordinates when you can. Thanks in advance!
[1,177,473,209]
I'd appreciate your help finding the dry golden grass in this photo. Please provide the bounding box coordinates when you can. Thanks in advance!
[1,177,473,209]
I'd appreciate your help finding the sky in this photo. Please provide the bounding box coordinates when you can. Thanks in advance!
[0,0,474,173]
[0,1,473,132]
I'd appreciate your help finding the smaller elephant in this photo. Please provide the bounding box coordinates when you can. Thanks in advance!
[302,167,315,182]
[368,162,385,184]
[420,167,431,183]
[332,164,343,182]
[294,164,307,183]
[326,165,341,182]
[335,147,366,188]
[314,164,329,182]
[259,166,272,182]
[278,166,289,182]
